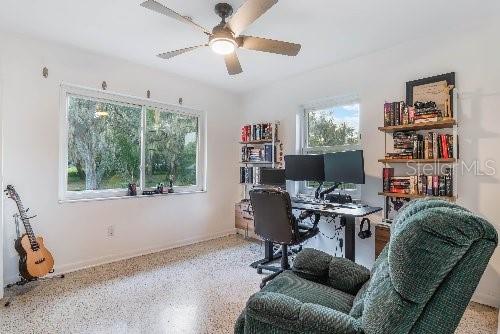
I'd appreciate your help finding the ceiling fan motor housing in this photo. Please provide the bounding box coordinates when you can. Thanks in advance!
[211,25,235,42]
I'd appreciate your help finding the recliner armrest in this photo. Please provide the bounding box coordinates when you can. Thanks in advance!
[292,248,370,295]
[246,291,362,334]
[292,248,333,284]
[328,257,370,295]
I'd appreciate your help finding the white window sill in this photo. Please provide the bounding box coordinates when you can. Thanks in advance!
[58,190,207,204]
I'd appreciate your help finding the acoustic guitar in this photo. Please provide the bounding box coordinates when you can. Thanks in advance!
[5,185,54,280]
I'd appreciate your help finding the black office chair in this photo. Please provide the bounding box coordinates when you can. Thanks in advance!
[249,188,319,287]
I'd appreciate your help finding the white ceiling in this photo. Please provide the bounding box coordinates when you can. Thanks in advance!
[1,0,499,93]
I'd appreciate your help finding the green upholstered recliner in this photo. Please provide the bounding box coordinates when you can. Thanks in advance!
[235,199,498,334]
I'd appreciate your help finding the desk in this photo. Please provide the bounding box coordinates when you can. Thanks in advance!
[291,200,382,261]
[250,199,382,271]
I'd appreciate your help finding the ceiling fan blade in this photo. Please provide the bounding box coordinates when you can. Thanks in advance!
[239,36,301,56]
[141,0,210,35]
[227,0,278,36]
[157,45,206,59]
[225,52,243,75]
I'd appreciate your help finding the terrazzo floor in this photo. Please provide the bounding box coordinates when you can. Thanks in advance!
[0,235,498,333]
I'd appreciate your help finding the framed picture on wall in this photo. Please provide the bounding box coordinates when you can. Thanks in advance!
[406,72,456,118]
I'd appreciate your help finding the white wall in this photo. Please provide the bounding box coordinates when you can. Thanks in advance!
[0,40,4,298]
[242,21,500,307]
[0,32,241,284]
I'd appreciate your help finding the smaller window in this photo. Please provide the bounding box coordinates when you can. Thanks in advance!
[301,100,362,198]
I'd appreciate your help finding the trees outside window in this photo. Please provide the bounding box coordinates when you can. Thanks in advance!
[145,108,198,188]
[306,104,360,149]
[62,86,204,200]
[67,96,141,191]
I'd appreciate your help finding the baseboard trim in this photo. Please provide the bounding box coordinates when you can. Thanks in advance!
[235,228,260,240]
[5,228,237,284]
[472,292,500,308]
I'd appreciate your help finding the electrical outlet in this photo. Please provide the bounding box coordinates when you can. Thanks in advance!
[107,225,115,237]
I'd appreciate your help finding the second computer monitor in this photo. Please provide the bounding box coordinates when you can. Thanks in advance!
[284,155,325,182]
[324,150,365,184]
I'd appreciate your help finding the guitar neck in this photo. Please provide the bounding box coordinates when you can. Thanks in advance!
[9,189,38,245]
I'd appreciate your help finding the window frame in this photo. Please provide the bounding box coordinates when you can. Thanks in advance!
[59,83,206,202]
[299,96,362,199]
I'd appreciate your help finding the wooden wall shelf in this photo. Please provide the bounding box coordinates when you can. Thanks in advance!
[378,192,455,201]
[239,161,273,165]
[378,119,456,133]
[239,139,280,145]
[378,158,456,164]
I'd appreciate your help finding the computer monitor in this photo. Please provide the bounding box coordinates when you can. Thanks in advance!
[324,150,365,184]
[260,168,286,186]
[284,155,325,182]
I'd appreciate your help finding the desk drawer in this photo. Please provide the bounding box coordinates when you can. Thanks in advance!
[235,202,254,231]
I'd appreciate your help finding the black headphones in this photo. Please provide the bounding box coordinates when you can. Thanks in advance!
[358,218,372,239]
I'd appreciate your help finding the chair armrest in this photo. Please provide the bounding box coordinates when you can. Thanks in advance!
[292,248,333,284]
[246,291,362,334]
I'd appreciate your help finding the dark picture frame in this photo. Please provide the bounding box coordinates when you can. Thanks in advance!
[406,72,456,113]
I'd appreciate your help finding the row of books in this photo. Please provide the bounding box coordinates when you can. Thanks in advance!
[241,123,274,142]
[385,131,454,160]
[384,101,446,127]
[383,168,453,197]
[241,145,274,163]
[239,167,263,184]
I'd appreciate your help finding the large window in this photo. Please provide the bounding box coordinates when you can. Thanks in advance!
[301,98,361,197]
[60,84,205,201]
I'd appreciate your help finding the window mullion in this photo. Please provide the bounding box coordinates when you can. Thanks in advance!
[140,106,146,191]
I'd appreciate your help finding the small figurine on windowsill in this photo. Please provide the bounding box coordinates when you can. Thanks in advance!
[168,175,174,193]
[128,183,137,196]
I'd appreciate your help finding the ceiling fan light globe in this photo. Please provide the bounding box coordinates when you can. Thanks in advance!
[210,38,236,55]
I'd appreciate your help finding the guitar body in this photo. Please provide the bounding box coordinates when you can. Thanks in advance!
[15,234,54,280]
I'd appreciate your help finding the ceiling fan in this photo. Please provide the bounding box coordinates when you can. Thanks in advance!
[140,0,301,75]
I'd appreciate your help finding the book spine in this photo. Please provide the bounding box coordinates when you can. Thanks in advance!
[445,168,453,196]
[383,168,394,192]
[399,102,404,126]
[390,103,395,126]
[441,134,448,159]
[412,136,419,159]
[427,176,433,196]
[432,133,438,159]
[394,102,400,126]
[402,104,409,125]
[438,134,443,158]
[447,135,453,158]
[384,103,391,126]
[438,176,446,196]
[409,176,416,194]
[424,134,429,159]
[433,175,439,196]
[408,107,415,124]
